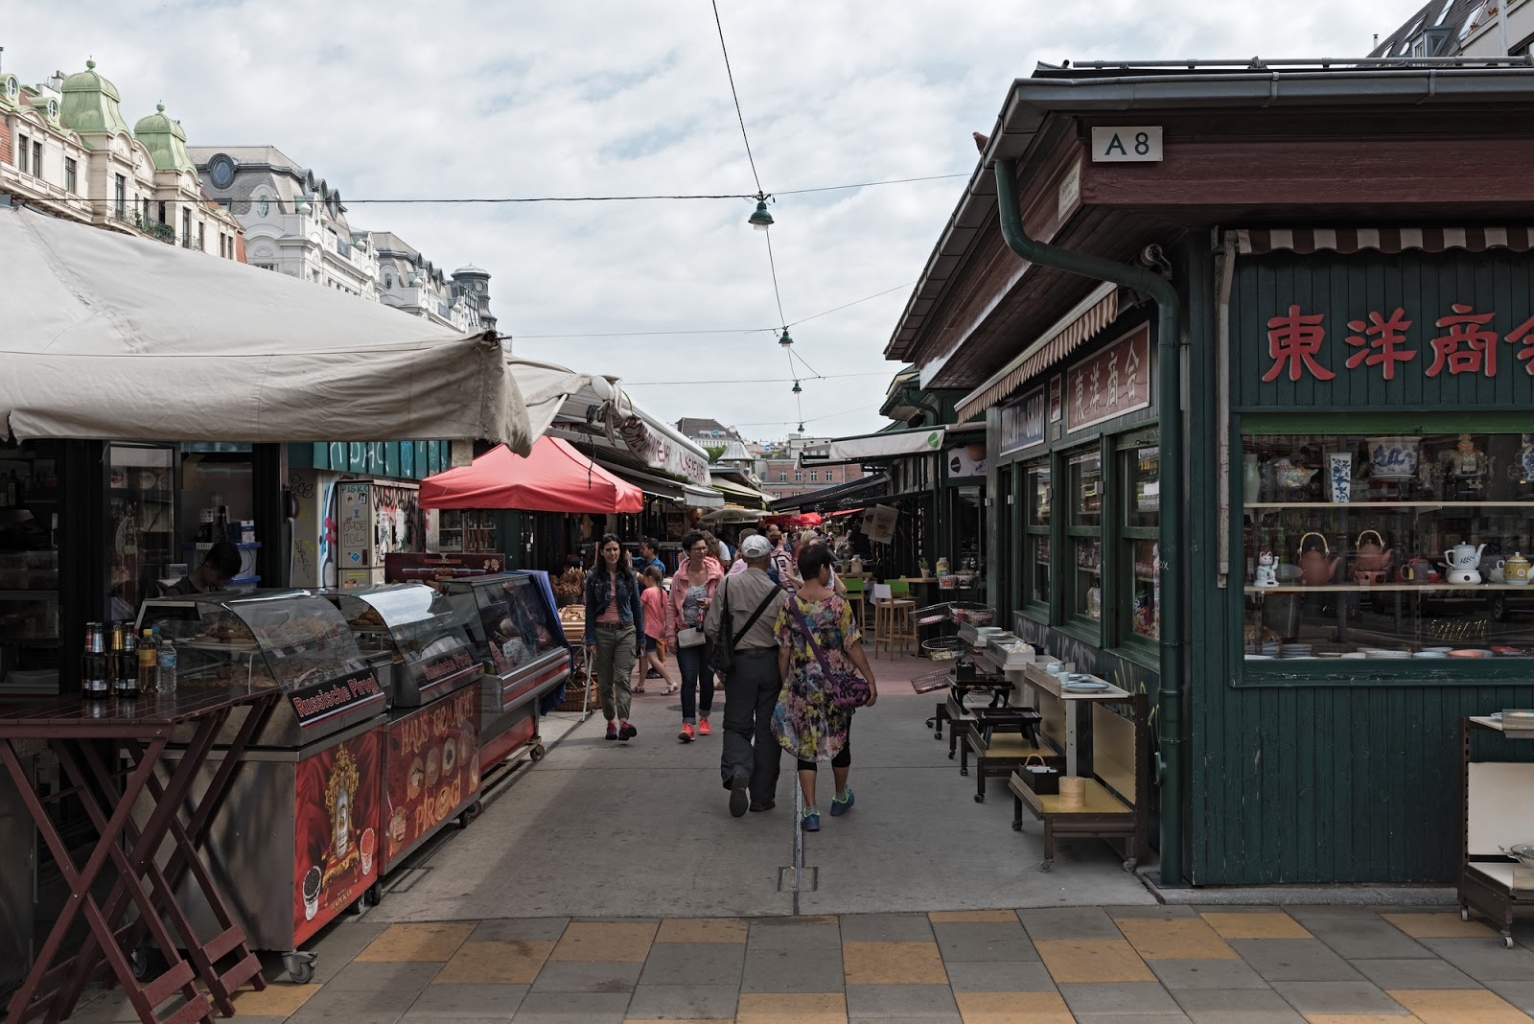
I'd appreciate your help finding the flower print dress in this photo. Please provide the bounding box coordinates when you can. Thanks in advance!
[772,593,861,762]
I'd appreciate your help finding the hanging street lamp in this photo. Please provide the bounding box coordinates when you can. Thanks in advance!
[748,194,774,231]
[778,328,793,348]
[791,380,802,394]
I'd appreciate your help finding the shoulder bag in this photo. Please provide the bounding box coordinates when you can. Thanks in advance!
[787,597,871,711]
[709,577,781,677]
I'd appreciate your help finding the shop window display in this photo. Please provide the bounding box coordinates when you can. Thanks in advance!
[1241,431,1534,659]
[0,443,60,689]
[1025,463,1051,610]
[1069,452,1103,623]
[1124,445,1160,642]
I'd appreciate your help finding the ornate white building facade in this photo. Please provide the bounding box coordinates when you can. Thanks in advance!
[0,59,242,257]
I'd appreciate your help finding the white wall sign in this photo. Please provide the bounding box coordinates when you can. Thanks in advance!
[1090,126,1163,163]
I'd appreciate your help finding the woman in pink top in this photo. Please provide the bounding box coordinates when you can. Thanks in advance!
[636,567,670,694]
[667,530,723,742]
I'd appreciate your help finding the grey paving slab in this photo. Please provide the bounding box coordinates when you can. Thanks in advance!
[624,983,740,1019]
[845,984,960,1017]
[1058,982,1184,1015]
[1148,958,1270,990]
[943,960,1057,992]
[1019,907,1126,940]
[508,991,630,1024]
[638,941,746,987]
[1487,979,1534,1013]
[406,984,527,1018]
[746,917,843,949]
[1268,980,1409,1016]
[1296,915,1436,960]
[528,960,642,993]
[1106,905,1200,920]
[1229,938,1364,982]
[933,921,1040,962]
[1171,987,1306,1024]
[287,1010,405,1024]
[1073,1014,1192,1024]
[319,959,445,992]
[1350,956,1482,989]
[469,919,570,943]
[1420,936,1534,981]
[310,919,392,984]
[740,944,847,993]
[839,912,936,942]
[400,1018,513,1024]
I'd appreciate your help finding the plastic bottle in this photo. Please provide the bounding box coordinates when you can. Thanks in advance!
[155,627,177,695]
[138,628,158,695]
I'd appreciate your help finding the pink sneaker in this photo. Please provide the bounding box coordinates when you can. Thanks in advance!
[697,718,712,737]
[678,722,694,743]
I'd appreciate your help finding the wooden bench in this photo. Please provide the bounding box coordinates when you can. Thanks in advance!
[1458,718,1534,948]
[959,706,1044,803]
[1009,694,1149,872]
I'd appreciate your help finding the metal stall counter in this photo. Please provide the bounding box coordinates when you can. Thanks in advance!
[328,584,484,878]
[440,571,570,773]
[136,589,386,984]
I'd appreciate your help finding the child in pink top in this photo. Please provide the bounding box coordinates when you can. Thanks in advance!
[637,568,671,694]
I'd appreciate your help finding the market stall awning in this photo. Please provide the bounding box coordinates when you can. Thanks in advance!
[418,437,643,514]
[0,205,531,450]
[596,460,724,509]
[769,473,890,513]
[710,476,772,509]
[800,427,945,466]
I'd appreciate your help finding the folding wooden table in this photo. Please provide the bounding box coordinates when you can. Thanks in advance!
[0,687,278,1024]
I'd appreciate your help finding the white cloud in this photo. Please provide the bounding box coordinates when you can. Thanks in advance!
[9,0,1416,439]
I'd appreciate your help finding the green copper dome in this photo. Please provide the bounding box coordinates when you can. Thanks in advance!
[134,101,194,172]
[60,59,130,141]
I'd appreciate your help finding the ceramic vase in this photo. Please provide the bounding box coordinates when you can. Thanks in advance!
[1243,454,1261,504]
[1327,452,1352,503]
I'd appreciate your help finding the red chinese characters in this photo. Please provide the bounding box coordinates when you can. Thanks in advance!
[1264,305,1334,382]
[1508,316,1534,376]
[1344,308,1415,380]
[1427,303,1499,377]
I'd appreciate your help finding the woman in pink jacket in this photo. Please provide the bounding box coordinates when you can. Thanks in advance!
[667,530,723,742]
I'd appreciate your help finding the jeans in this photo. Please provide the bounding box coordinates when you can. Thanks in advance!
[593,625,637,722]
[676,640,714,722]
[720,648,782,805]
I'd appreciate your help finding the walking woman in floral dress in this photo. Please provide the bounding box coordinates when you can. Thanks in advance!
[773,543,877,832]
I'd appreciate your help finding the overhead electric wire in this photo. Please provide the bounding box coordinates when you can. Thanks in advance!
[621,371,888,386]
[775,173,966,196]
[763,229,788,327]
[711,0,763,196]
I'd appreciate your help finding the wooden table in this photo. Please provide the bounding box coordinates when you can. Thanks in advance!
[0,687,279,1024]
[1019,664,1131,778]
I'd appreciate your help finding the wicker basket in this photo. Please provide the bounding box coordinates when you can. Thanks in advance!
[552,666,593,713]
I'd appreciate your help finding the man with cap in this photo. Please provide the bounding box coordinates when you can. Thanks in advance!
[704,533,788,816]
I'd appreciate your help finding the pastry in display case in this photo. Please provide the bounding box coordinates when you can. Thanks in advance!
[439,572,570,772]
[328,584,478,708]
[137,590,383,746]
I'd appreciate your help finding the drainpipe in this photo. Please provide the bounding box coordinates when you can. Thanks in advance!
[994,158,1186,885]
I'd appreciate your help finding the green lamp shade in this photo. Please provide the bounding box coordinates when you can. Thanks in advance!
[749,200,774,230]
[778,328,793,348]
[791,380,802,394]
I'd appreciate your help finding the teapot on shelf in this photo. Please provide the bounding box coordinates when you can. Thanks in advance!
[1297,532,1341,587]
[1445,541,1487,572]
[1352,529,1394,586]
[1271,457,1318,492]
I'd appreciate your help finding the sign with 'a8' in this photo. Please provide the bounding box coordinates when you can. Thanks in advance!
[1090,126,1163,162]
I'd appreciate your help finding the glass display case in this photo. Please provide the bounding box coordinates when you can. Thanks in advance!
[329,585,478,708]
[137,590,382,745]
[1241,431,1534,661]
[445,573,564,677]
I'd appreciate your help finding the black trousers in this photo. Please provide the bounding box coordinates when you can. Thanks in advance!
[720,648,782,805]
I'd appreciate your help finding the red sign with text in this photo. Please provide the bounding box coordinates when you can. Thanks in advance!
[293,728,381,945]
[1067,325,1151,431]
[382,684,480,872]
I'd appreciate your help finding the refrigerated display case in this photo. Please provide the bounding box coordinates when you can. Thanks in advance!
[135,590,386,981]
[441,572,570,772]
[328,585,483,875]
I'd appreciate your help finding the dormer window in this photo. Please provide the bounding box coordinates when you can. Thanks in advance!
[3,77,16,99]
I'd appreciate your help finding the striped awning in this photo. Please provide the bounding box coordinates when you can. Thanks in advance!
[1235,227,1534,256]
[955,282,1119,423]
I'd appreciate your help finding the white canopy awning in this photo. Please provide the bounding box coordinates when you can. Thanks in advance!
[802,427,946,465]
[0,205,532,451]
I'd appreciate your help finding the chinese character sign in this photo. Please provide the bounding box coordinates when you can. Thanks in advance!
[1067,325,1152,431]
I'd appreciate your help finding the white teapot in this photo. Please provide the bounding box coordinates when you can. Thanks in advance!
[1445,541,1487,571]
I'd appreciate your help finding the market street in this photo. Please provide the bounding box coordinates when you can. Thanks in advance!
[369,653,1153,922]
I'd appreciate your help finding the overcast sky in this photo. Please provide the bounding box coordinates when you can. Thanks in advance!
[11,1,1418,441]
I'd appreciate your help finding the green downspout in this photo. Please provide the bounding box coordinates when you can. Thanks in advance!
[993,158,1185,885]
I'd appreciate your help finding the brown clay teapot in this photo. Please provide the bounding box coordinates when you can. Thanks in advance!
[1354,529,1394,574]
[1298,532,1342,586]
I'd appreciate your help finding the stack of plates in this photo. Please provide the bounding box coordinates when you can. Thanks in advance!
[1363,648,1412,659]
[1412,649,1448,659]
[1278,643,1313,659]
[1245,642,1281,657]
[1062,674,1110,693]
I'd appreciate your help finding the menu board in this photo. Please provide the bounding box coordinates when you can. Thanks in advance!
[293,728,381,945]
[382,684,480,871]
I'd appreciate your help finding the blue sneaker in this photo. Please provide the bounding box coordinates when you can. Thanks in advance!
[801,808,820,832]
[830,789,855,816]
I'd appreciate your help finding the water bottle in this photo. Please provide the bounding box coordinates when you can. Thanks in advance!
[156,628,178,695]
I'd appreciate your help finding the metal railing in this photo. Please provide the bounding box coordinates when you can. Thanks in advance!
[133,212,176,245]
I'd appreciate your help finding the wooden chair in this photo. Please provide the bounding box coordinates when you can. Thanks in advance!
[842,575,866,634]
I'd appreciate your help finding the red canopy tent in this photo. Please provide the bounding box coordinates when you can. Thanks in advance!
[419,437,644,513]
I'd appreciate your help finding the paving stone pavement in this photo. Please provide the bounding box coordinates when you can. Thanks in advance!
[67,906,1534,1023]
